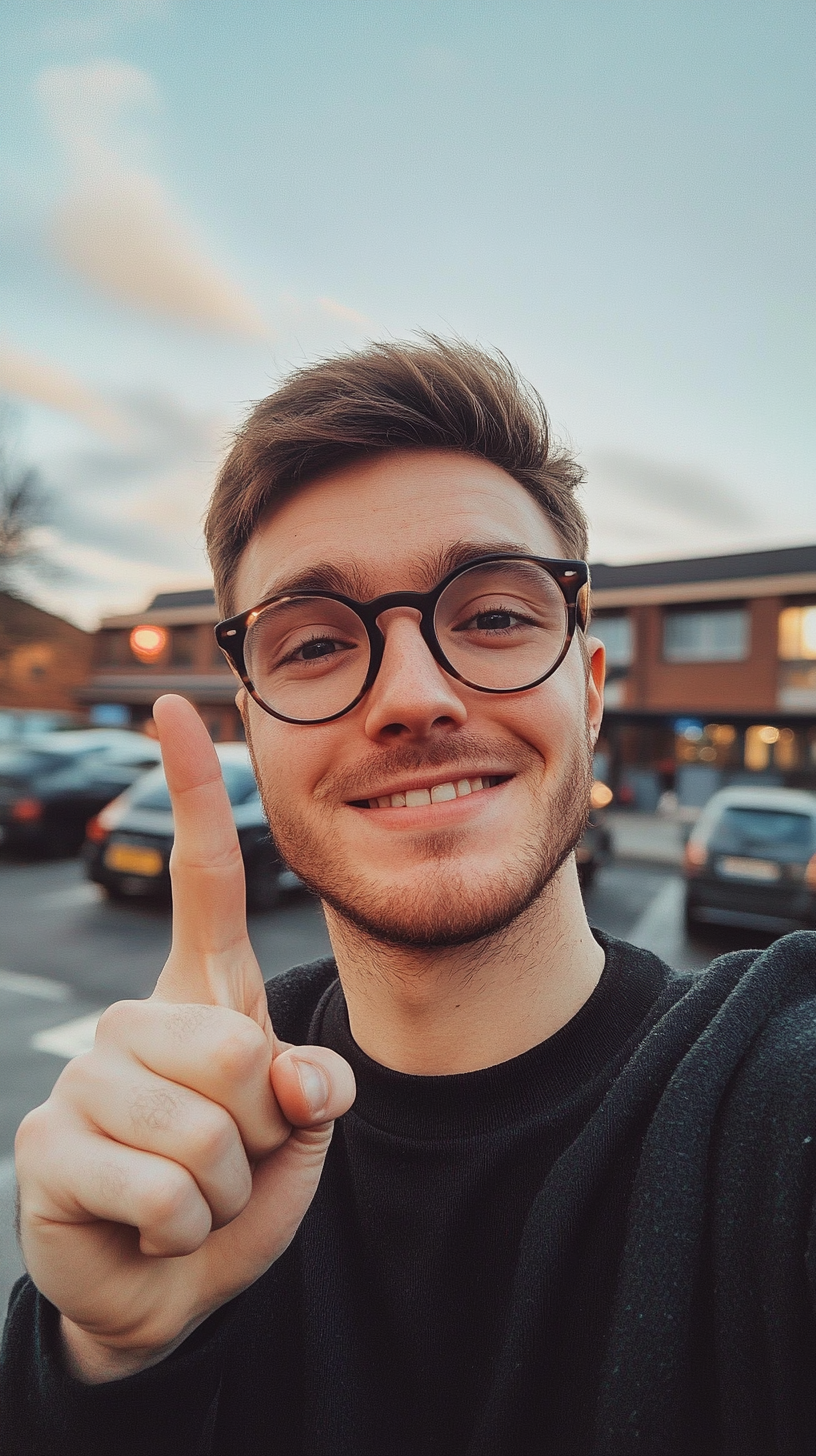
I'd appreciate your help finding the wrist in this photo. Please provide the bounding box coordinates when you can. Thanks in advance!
[60,1316,187,1385]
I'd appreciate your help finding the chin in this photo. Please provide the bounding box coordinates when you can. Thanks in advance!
[297,846,577,950]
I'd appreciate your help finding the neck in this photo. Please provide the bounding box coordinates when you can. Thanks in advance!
[322,857,605,1075]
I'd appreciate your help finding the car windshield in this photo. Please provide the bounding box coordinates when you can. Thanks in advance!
[0,749,75,780]
[709,806,816,858]
[130,761,260,811]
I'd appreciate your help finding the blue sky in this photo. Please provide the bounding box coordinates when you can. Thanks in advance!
[1,0,814,625]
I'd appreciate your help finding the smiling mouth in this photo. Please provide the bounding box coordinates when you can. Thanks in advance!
[350,774,512,810]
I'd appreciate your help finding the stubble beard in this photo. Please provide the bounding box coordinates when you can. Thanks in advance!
[248,722,594,951]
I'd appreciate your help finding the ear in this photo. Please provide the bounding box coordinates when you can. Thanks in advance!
[584,635,605,746]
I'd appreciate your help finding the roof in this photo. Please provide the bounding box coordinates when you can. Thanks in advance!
[591,544,816,590]
[590,543,816,609]
[146,588,216,610]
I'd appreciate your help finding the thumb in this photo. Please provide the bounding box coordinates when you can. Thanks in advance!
[270,1045,357,1127]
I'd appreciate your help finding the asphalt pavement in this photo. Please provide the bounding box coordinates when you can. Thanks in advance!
[0,841,749,1320]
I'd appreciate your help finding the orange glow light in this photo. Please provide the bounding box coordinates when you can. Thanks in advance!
[130,625,168,663]
[590,780,614,810]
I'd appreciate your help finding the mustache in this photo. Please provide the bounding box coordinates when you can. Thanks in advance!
[313,734,543,803]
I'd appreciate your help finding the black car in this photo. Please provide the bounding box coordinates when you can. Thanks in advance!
[684,785,816,935]
[0,730,163,856]
[84,742,301,912]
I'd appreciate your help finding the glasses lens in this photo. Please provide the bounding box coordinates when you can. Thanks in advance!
[434,560,568,690]
[245,597,370,721]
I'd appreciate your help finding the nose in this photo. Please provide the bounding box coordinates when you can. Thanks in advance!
[362,607,468,741]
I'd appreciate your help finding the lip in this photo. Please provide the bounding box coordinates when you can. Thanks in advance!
[343,770,516,807]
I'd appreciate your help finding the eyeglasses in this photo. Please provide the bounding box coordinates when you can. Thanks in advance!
[215,553,590,725]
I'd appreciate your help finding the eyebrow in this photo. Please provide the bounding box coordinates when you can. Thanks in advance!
[257,539,537,604]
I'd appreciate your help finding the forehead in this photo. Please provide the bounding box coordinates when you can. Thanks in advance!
[234,449,567,610]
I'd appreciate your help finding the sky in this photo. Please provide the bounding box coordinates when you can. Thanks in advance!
[1,0,814,628]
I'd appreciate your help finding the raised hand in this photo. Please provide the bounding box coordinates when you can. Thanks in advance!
[14,695,355,1382]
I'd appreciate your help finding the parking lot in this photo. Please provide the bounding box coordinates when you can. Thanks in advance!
[0,842,756,1315]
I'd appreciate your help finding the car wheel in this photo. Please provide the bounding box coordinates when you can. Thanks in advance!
[246,856,283,913]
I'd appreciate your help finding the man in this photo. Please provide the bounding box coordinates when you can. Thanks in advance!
[2,339,816,1455]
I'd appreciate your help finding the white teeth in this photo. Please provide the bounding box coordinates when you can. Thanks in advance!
[365,775,501,808]
[405,787,432,807]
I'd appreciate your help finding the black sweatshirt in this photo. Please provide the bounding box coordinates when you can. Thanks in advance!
[3,928,816,1455]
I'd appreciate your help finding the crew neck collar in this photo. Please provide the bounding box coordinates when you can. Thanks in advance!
[312,931,675,1141]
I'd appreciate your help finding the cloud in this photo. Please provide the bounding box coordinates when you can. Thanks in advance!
[583,450,761,564]
[318,297,376,333]
[36,62,268,338]
[0,336,130,440]
[590,451,755,530]
[40,391,221,576]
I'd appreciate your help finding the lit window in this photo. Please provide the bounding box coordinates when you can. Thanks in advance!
[592,615,632,667]
[778,605,816,661]
[663,608,748,663]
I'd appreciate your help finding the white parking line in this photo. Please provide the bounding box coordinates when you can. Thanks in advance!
[31,1011,105,1060]
[0,968,71,1001]
[628,876,686,964]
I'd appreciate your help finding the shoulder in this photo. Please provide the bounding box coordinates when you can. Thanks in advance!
[264,957,339,1044]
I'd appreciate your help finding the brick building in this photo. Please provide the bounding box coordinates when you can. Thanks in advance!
[0,591,92,719]
[590,543,816,809]
[80,588,241,740]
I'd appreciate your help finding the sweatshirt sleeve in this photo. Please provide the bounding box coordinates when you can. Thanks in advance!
[0,1276,228,1456]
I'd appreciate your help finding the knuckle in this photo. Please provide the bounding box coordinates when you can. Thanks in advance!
[95,999,141,1044]
[15,1103,49,1165]
[139,1166,197,1230]
[213,1020,268,1083]
[186,1107,235,1169]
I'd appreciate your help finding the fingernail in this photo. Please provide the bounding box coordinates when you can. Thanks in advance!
[294,1060,329,1115]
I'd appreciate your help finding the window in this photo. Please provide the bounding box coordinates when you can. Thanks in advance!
[778,605,816,660]
[170,627,197,668]
[709,806,814,858]
[591,615,632,667]
[96,630,128,667]
[663,608,748,663]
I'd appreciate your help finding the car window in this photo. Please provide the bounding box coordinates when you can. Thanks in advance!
[129,761,259,811]
[709,806,816,858]
[0,750,76,780]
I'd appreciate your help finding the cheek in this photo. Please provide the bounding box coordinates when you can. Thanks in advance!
[247,710,338,811]
[503,670,585,760]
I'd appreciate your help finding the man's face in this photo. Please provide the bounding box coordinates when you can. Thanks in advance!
[234,450,605,948]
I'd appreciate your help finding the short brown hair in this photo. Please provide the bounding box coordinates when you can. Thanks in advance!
[205,336,588,614]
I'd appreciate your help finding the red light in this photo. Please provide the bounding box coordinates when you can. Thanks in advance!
[130,625,167,663]
[11,797,42,822]
[684,840,708,875]
[85,815,108,843]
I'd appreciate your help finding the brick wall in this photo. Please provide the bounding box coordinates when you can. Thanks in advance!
[0,593,93,712]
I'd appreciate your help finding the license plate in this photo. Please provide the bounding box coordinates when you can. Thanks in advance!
[717,856,781,882]
[104,843,164,877]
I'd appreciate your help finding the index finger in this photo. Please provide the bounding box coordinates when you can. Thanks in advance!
[152,695,266,1019]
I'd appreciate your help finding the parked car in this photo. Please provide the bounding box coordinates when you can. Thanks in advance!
[83,742,301,911]
[0,731,163,856]
[576,780,614,892]
[684,786,816,935]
